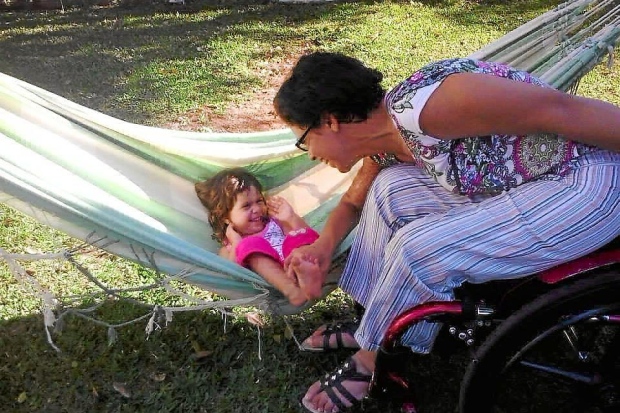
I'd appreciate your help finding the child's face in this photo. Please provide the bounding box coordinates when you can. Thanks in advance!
[227,186,268,236]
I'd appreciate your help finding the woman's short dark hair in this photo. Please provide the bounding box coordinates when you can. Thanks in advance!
[274,52,385,127]
[194,168,264,243]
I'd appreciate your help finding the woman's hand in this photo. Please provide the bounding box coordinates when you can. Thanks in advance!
[284,239,332,300]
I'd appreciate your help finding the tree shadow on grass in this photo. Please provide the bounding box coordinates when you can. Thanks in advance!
[0,0,560,126]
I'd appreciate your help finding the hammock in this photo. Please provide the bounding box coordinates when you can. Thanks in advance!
[1,0,619,340]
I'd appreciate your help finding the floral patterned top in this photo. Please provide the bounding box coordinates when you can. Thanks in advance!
[372,58,596,196]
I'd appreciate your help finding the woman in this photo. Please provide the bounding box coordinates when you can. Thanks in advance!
[273,52,620,413]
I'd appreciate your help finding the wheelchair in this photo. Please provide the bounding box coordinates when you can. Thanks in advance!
[369,237,620,413]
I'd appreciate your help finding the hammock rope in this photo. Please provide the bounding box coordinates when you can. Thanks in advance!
[1,0,619,349]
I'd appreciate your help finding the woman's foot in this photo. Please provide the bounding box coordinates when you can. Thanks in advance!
[302,350,376,413]
[300,322,360,352]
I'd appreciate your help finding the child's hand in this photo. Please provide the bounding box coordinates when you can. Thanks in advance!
[225,224,243,248]
[267,196,296,223]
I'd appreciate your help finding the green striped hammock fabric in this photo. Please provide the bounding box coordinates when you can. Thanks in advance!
[1,0,619,317]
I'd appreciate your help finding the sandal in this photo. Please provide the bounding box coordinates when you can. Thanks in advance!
[301,357,372,413]
[300,321,361,352]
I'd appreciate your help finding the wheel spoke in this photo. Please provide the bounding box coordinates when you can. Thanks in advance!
[504,307,608,369]
[562,325,592,361]
[518,360,601,384]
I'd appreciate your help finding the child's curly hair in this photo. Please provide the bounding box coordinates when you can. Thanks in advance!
[195,168,265,244]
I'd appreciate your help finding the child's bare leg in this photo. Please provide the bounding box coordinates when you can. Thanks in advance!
[290,254,323,300]
[246,254,306,306]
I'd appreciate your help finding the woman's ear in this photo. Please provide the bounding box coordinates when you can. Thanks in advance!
[324,114,340,132]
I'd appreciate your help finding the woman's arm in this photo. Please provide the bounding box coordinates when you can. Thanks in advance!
[317,157,382,254]
[284,157,382,299]
[420,72,620,150]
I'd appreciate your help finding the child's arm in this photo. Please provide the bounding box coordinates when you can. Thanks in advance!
[267,196,309,233]
[225,224,307,306]
[246,254,307,306]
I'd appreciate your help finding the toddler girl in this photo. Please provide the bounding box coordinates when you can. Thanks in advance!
[195,168,321,306]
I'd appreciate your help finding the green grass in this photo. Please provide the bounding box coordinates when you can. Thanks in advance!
[1,0,619,412]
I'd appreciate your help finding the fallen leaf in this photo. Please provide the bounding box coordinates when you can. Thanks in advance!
[193,350,213,360]
[149,372,166,382]
[112,382,131,398]
[17,392,27,403]
[245,312,264,327]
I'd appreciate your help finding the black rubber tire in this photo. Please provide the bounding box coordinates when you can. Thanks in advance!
[459,269,620,413]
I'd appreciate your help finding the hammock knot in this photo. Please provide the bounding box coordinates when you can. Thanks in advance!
[145,305,164,338]
[164,308,174,325]
[107,326,118,346]
[62,250,74,260]
[606,44,615,68]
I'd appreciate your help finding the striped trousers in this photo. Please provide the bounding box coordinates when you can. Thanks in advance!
[339,150,620,353]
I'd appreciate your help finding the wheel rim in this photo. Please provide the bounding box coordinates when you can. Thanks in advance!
[491,304,620,412]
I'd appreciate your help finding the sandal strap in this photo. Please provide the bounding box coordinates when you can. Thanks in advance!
[336,328,344,349]
[320,321,359,350]
[333,380,360,407]
[318,357,372,410]
[323,386,350,411]
[322,325,334,350]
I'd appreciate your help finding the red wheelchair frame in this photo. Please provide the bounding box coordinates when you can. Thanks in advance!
[370,238,620,412]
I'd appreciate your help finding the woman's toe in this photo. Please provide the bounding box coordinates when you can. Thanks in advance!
[300,325,327,349]
[302,395,326,413]
[303,380,322,402]
[315,393,334,413]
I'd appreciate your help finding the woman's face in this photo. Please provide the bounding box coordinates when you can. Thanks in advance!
[292,124,360,173]
[227,186,268,236]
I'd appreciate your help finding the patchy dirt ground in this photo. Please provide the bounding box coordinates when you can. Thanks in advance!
[164,55,296,133]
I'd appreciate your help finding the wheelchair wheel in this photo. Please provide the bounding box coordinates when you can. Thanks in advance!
[459,269,620,413]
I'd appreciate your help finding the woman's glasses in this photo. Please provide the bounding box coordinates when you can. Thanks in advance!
[295,118,364,151]
[295,126,313,152]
